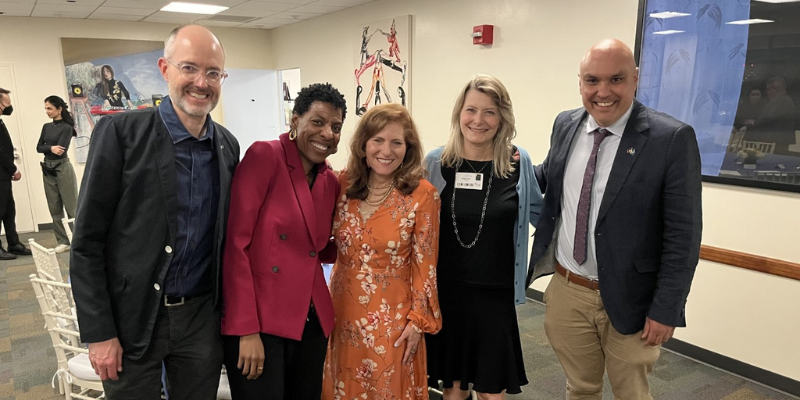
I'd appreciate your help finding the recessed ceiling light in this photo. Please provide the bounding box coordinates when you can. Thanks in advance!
[653,30,685,35]
[649,11,691,19]
[726,18,774,25]
[161,2,228,15]
[754,0,800,3]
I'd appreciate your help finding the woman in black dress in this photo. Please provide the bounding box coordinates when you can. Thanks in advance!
[424,74,543,400]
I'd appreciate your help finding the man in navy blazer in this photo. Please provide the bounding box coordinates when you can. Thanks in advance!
[526,39,702,399]
[71,25,239,399]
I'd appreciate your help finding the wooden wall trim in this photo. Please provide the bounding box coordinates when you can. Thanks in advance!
[700,245,800,281]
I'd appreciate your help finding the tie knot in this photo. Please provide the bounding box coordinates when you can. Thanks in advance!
[595,128,611,137]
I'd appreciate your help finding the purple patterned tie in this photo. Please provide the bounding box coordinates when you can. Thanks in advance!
[573,128,612,265]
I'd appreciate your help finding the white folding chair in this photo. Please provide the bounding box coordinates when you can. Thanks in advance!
[29,238,66,283]
[62,217,75,244]
[30,274,104,400]
[742,140,776,154]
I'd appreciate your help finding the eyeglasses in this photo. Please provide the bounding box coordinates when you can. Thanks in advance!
[166,59,228,87]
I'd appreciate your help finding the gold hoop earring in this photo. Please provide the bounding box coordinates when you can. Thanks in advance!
[289,128,297,141]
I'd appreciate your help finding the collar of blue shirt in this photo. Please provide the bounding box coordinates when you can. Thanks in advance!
[157,95,215,144]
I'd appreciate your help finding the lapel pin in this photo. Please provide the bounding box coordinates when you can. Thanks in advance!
[627,147,636,155]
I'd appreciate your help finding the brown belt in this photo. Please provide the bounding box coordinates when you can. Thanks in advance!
[556,263,600,291]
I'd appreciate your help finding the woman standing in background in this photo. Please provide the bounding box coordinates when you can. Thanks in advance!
[37,95,78,253]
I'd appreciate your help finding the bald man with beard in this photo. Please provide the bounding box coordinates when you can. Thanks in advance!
[527,39,702,399]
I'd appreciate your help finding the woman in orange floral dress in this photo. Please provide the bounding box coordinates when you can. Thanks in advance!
[322,103,441,400]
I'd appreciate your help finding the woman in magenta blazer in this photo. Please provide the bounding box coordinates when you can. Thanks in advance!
[221,83,347,400]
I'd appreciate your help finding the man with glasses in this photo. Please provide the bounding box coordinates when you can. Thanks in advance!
[71,25,240,399]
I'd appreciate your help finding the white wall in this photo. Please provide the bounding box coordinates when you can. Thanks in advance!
[222,68,281,156]
[267,0,800,381]
[0,17,272,228]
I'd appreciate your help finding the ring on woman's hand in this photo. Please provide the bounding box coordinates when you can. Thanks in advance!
[257,367,263,370]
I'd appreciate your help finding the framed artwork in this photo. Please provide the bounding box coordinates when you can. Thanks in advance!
[635,0,800,192]
[62,38,167,163]
[354,15,411,117]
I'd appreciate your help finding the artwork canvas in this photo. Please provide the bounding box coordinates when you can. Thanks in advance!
[354,15,411,117]
[61,38,167,162]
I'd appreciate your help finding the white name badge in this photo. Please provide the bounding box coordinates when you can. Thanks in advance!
[455,172,484,190]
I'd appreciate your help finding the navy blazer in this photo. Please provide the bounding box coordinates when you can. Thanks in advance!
[527,100,702,335]
[71,108,240,359]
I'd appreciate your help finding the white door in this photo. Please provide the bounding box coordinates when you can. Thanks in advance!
[0,62,37,234]
[221,69,282,157]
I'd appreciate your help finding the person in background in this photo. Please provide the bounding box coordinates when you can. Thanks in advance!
[322,103,441,400]
[424,74,542,400]
[527,39,702,400]
[221,83,346,400]
[95,64,135,108]
[0,87,32,259]
[37,95,78,253]
[70,25,239,399]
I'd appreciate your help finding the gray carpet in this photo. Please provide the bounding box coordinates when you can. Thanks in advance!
[1,231,796,400]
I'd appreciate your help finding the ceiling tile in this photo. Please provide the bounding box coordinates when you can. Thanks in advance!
[0,0,36,4]
[33,3,98,12]
[97,0,168,10]
[88,12,146,20]
[309,0,373,7]
[0,2,33,11]
[142,10,202,23]
[289,4,345,13]
[219,1,294,16]
[269,10,320,20]
[198,19,244,27]
[250,0,314,4]
[36,0,104,5]
[91,6,153,15]
[30,9,91,17]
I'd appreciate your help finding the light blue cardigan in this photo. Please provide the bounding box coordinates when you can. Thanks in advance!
[424,146,543,305]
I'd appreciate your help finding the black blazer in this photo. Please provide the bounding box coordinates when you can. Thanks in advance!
[70,108,240,359]
[0,119,17,181]
[527,100,702,335]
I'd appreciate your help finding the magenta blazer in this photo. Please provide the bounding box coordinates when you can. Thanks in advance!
[221,133,339,340]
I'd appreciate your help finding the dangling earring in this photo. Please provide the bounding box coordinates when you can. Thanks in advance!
[289,128,297,141]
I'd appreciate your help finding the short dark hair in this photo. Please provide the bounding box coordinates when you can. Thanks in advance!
[293,83,347,122]
[0,87,9,95]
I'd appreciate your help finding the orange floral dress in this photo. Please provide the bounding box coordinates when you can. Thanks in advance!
[322,176,442,400]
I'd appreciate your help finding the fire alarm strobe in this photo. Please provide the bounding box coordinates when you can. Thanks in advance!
[472,25,494,45]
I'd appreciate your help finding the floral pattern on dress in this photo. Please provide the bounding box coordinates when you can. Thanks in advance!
[322,174,441,400]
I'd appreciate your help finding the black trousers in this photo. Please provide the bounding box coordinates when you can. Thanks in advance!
[102,293,223,400]
[0,180,20,248]
[222,308,328,400]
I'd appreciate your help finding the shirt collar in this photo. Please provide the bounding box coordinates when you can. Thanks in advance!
[585,102,634,138]
[158,95,214,144]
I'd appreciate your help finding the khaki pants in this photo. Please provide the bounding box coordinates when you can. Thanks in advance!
[544,272,660,400]
[42,158,77,245]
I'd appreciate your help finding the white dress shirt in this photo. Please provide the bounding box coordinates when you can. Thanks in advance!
[556,104,633,279]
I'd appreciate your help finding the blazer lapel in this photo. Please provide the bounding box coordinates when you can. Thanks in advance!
[597,101,649,224]
[552,109,586,209]
[281,134,317,242]
[152,113,178,244]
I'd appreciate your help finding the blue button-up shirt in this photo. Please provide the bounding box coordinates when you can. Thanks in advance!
[158,96,220,297]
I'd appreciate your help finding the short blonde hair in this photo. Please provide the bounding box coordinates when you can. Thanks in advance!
[440,74,516,177]
[345,104,425,199]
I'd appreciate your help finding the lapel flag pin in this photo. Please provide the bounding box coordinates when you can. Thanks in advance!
[627,147,636,155]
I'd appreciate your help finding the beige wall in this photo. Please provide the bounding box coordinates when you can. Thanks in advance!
[0,16,271,226]
[268,0,800,381]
